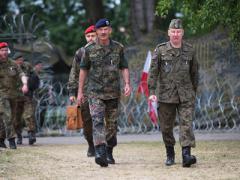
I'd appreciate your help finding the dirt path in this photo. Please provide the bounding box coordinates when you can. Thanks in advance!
[1,133,240,180]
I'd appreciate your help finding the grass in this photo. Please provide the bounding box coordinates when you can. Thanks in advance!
[0,141,240,180]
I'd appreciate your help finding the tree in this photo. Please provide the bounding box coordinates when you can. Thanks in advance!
[156,0,240,44]
[0,0,9,16]
[1,0,133,54]
[130,0,156,41]
[82,0,104,23]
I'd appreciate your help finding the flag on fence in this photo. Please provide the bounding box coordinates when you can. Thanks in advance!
[136,51,158,125]
[137,50,152,97]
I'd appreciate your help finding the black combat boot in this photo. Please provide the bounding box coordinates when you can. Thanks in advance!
[165,146,175,166]
[87,141,95,157]
[182,146,197,167]
[28,131,36,145]
[8,138,17,149]
[17,134,23,145]
[95,144,108,167]
[106,146,115,164]
[0,138,7,148]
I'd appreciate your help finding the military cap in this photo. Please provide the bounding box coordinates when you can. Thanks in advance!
[0,42,8,49]
[34,60,43,65]
[13,52,24,60]
[95,18,110,29]
[85,25,95,34]
[169,19,183,29]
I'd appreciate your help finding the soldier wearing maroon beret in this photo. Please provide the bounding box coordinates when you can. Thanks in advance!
[0,42,29,149]
[67,25,96,157]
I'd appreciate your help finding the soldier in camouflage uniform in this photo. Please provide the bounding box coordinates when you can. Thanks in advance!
[0,42,29,149]
[77,18,131,167]
[148,19,199,167]
[13,53,37,145]
[67,25,96,157]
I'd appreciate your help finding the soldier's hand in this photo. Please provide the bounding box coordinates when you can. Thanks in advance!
[149,95,157,101]
[124,83,132,97]
[69,96,76,103]
[77,93,85,106]
[22,84,28,94]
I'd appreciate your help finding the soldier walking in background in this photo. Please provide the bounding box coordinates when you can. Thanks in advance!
[13,53,38,145]
[148,19,199,167]
[0,42,29,149]
[67,25,96,157]
[77,18,131,167]
[33,61,46,128]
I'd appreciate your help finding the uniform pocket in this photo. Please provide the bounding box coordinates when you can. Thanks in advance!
[181,55,192,70]
[90,58,102,77]
[108,53,120,70]
[161,54,173,73]
[7,66,17,76]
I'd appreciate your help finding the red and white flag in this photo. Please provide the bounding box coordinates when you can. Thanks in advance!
[137,51,152,97]
[137,51,158,125]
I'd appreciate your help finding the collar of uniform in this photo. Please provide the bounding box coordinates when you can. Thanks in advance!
[0,59,8,64]
[166,41,177,56]
[166,41,172,51]
[95,38,114,49]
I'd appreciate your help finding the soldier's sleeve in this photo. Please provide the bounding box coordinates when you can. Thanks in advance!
[26,63,34,76]
[80,48,90,70]
[68,55,80,97]
[119,46,128,69]
[15,63,26,78]
[190,50,199,93]
[148,47,160,96]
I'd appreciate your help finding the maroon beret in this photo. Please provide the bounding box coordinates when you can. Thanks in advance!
[0,42,8,49]
[85,25,95,34]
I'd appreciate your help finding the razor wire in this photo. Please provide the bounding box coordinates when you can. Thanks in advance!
[34,72,240,135]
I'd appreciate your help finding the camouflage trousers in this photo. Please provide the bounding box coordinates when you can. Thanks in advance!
[80,100,93,145]
[0,98,17,139]
[13,96,36,135]
[158,101,196,147]
[88,98,119,147]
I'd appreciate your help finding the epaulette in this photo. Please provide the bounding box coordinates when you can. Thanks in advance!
[112,40,124,48]
[154,42,167,52]
[156,42,167,48]
[84,41,95,48]
[184,41,193,48]
[24,61,31,66]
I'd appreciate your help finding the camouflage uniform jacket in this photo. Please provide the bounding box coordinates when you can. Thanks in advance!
[16,61,35,98]
[0,59,25,98]
[80,39,128,100]
[68,47,88,97]
[148,41,199,103]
